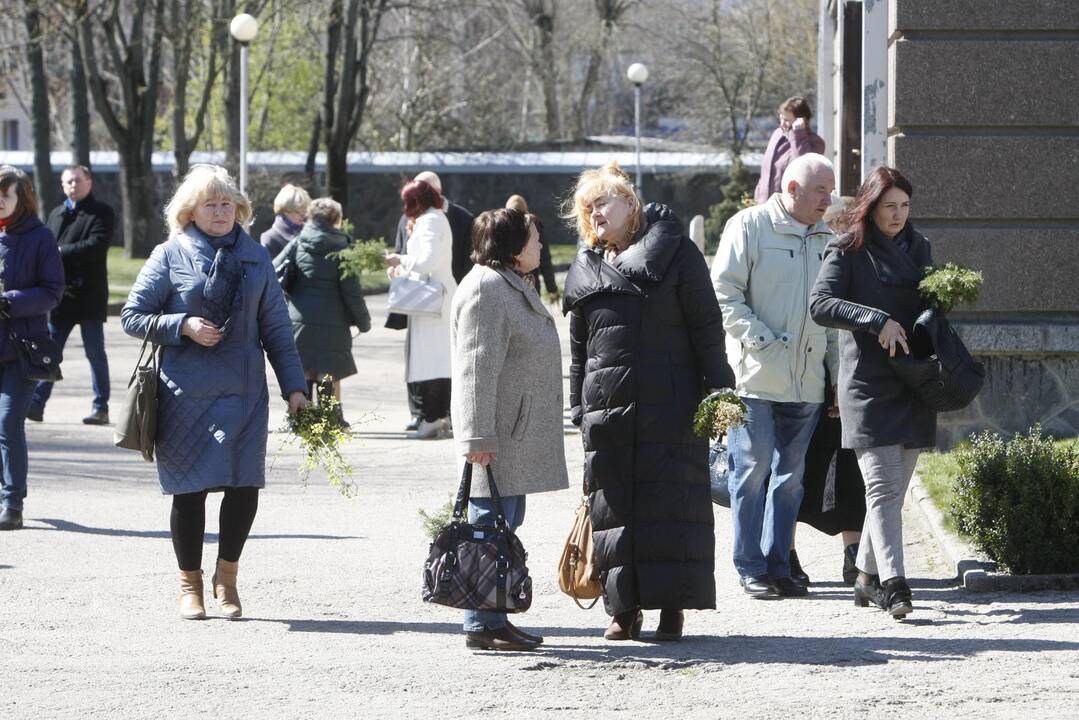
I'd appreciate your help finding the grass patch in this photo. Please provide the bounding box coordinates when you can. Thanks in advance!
[548,243,578,266]
[107,246,147,304]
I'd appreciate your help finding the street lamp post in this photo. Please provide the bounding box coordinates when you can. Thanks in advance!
[626,63,649,194]
[229,13,259,194]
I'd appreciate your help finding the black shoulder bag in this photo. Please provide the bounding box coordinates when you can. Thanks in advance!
[11,332,63,383]
[422,464,533,613]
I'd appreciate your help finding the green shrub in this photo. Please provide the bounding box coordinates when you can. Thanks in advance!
[703,159,756,255]
[950,426,1079,574]
[919,263,983,313]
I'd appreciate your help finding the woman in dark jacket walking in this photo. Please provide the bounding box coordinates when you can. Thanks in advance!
[260,184,310,259]
[0,166,65,530]
[809,166,934,619]
[563,162,735,641]
[274,197,370,426]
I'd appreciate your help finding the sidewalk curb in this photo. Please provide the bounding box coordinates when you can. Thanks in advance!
[908,474,1079,592]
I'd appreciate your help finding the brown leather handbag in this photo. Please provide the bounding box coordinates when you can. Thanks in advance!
[557,495,601,609]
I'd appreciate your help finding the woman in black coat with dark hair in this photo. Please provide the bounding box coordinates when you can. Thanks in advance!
[809,165,935,620]
[563,162,734,642]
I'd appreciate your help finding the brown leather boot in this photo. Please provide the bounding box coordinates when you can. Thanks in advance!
[604,609,643,641]
[179,570,206,620]
[212,559,242,619]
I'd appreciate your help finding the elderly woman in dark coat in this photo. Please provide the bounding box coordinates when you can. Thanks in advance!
[274,197,370,427]
[562,161,735,642]
[260,183,310,259]
[122,165,307,621]
[809,166,934,619]
[0,166,65,531]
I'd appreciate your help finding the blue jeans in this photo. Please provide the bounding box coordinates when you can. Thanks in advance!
[728,398,822,579]
[462,494,527,633]
[0,361,36,512]
[32,316,110,413]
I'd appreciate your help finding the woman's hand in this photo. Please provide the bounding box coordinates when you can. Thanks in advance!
[878,319,910,357]
[384,253,402,268]
[182,317,223,347]
[792,117,807,130]
[287,391,309,415]
[466,452,497,466]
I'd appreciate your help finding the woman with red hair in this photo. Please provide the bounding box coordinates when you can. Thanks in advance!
[385,179,457,438]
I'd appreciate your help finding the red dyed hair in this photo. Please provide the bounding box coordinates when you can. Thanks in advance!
[840,166,914,252]
[401,179,443,219]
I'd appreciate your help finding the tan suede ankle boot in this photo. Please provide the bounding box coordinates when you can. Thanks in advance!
[212,559,242,619]
[179,570,206,620]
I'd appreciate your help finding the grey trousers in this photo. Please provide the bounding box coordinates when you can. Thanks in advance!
[854,445,922,581]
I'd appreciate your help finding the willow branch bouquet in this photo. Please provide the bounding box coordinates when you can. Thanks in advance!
[331,237,389,279]
[693,389,747,440]
[275,381,356,498]
[919,263,983,313]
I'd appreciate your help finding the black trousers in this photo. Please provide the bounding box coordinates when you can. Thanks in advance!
[414,378,451,422]
[170,487,260,571]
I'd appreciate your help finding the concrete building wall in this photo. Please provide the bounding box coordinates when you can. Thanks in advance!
[888,0,1079,445]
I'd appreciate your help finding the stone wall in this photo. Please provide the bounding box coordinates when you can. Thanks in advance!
[889,0,1079,446]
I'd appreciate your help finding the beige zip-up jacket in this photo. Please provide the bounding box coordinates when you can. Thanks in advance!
[710,194,839,403]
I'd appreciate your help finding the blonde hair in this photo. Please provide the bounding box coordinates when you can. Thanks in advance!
[505,194,529,213]
[164,164,252,237]
[306,196,343,227]
[273,183,312,215]
[561,160,641,248]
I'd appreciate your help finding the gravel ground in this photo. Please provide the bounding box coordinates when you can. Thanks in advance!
[2,295,1077,720]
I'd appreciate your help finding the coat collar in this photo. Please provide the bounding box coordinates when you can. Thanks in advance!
[177,224,263,264]
[611,203,684,283]
[491,266,550,318]
[765,194,831,239]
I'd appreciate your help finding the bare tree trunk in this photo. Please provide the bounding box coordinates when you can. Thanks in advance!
[304,109,322,181]
[69,35,91,168]
[23,3,56,215]
[533,11,561,141]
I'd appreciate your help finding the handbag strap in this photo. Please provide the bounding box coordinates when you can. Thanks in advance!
[451,463,508,528]
[568,495,600,610]
[129,315,162,385]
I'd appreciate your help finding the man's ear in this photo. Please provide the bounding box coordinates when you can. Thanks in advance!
[785,180,799,197]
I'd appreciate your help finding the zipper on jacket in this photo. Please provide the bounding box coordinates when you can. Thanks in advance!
[794,235,810,398]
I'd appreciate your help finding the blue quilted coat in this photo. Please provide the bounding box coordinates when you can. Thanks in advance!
[120,225,306,495]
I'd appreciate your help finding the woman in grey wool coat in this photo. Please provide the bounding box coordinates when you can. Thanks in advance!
[450,207,569,652]
[121,165,308,621]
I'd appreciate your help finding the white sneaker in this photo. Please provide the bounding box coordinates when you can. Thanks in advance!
[414,417,451,440]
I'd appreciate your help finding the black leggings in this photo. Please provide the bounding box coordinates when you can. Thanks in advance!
[170,487,260,571]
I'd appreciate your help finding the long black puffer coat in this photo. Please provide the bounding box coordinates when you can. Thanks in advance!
[563,204,735,616]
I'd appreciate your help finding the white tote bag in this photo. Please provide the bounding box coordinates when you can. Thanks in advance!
[388,272,445,317]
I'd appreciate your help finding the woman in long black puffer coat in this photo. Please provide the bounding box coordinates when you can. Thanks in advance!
[562,161,735,642]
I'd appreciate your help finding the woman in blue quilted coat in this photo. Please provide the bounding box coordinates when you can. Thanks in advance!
[121,165,307,621]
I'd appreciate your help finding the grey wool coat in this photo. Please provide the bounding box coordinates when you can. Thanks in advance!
[274,222,371,380]
[120,225,307,495]
[450,264,569,498]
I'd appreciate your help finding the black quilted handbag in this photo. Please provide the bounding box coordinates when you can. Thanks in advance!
[11,333,63,383]
[888,308,985,412]
[422,464,533,613]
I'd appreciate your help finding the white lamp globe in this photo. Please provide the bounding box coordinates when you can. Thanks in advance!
[626,63,649,85]
[229,14,259,43]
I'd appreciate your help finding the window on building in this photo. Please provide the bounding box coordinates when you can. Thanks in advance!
[1,120,19,150]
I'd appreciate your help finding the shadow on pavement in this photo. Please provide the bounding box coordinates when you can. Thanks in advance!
[0,564,12,570]
[259,619,464,635]
[34,518,361,541]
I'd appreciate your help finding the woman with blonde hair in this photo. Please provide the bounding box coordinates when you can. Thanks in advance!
[562,161,734,641]
[260,183,311,258]
[121,164,307,620]
[274,197,371,426]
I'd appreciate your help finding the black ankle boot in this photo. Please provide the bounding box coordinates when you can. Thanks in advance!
[853,571,882,609]
[881,577,913,618]
[654,609,684,642]
[842,543,859,586]
[790,549,810,587]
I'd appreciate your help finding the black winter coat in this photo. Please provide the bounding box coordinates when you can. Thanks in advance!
[809,223,937,449]
[46,193,114,321]
[563,205,735,615]
[445,200,475,283]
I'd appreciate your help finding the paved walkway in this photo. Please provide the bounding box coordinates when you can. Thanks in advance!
[3,295,1077,719]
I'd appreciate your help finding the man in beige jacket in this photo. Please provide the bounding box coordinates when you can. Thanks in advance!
[711,153,839,599]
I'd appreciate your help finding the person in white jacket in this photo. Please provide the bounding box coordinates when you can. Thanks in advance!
[385,179,458,438]
[711,153,839,599]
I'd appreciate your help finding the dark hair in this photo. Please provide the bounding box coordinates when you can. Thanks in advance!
[0,165,39,229]
[840,166,914,252]
[470,208,535,268]
[63,164,92,180]
[779,96,812,121]
[401,179,443,219]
